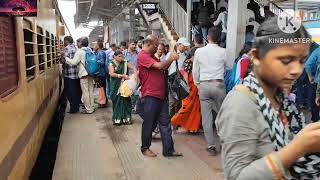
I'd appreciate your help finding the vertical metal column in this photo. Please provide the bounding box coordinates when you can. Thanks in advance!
[187,0,192,41]
[129,7,136,39]
[294,0,298,17]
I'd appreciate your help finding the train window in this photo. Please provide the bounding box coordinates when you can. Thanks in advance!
[60,40,63,49]
[23,19,36,81]
[0,17,18,97]
[45,31,51,68]
[54,36,58,64]
[37,26,45,73]
[51,34,55,65]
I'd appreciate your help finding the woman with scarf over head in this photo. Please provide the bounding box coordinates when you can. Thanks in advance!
[216,17,320,179]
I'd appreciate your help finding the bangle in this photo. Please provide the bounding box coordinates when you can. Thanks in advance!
[266,154,284,180]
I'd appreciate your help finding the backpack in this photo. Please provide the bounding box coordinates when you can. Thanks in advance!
[84,49,99,76]
[224,56,248,93]
[224,58,239,93]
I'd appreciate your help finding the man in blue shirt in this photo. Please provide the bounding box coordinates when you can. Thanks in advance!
[123,39,139,112]
[305,43,320,122]
[124,39,138,69]
[94,39,107,107]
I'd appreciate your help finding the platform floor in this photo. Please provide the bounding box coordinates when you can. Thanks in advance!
[52,105,224,180]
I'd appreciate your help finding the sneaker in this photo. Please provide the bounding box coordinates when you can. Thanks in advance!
[80,109,94,114]
[207,147,218,156]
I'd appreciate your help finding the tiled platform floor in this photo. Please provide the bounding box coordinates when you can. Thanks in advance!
[52,106,223,180]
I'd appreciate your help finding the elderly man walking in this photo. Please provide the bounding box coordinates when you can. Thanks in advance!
[137,35,182,157]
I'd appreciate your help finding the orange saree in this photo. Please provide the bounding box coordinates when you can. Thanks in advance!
[171,71,201,132]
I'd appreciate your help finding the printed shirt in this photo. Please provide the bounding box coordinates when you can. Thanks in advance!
[138,50,166,100]
[63,44,78,79]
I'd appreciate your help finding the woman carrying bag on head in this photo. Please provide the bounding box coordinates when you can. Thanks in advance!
[216,17,320,180]
[109,50,136,126]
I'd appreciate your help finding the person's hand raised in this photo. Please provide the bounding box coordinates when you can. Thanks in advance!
[170,52,179,61]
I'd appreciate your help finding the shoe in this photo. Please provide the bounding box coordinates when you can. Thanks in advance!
[142,149,157,157]
[80,109,94,114]
[67,110,78,114]
[124,121,133,125]
[207,147,218,156]
[164,151,183,157]
[113,122,122,126]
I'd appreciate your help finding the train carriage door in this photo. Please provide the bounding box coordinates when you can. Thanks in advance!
[0,17,18,98]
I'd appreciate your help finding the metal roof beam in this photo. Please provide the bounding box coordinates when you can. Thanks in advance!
[94,10,115,17]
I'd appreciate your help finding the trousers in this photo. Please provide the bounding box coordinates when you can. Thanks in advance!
[80,76,95,113]
[198,81,226,148]
[139,96,175,156]
[64,77,81,112]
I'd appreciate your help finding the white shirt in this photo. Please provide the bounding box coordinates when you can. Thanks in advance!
[167,51,187,76]
[213,11,227,33]
[192,43,230,85]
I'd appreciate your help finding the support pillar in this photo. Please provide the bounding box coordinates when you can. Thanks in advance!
[226,0,248,67]
[294,0,298,18]
[187,0,192,41]
[129,7,136,39]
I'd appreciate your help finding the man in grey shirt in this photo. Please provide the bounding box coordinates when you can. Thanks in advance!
[193,27,231,155]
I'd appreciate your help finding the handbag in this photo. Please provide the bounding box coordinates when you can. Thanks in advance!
[171,61,190,100]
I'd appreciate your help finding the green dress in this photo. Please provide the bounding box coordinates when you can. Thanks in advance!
[110,61,132,124]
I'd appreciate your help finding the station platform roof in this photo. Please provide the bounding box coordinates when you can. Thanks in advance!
[74,0,137,27]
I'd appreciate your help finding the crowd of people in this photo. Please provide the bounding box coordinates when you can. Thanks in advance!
[59,8,320,179]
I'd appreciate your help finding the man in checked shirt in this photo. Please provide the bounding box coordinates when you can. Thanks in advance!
[60,36,82,113]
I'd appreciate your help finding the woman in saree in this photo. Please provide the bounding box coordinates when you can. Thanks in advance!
[171,35,203,132]
[216,17,320,180]
[109,50,136,125]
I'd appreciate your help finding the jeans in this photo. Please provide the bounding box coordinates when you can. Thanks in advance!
[64,77,81,112]
[220,32,227,48]
[201,27,208,42]
[140,96,175,156]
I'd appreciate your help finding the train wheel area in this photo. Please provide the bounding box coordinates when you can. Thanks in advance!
[51,105,224,180]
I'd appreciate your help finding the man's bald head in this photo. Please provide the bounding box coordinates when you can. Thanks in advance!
[143,34,158,44]
[143,34,159,54]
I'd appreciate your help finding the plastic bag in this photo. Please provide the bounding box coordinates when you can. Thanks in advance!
[118,74,140,97]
